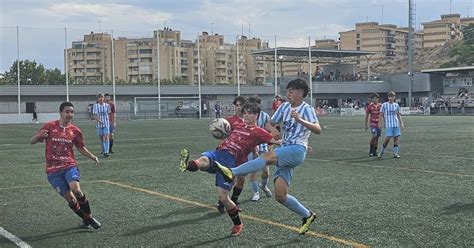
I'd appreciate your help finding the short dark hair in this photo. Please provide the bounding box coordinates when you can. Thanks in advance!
[248,95,262,104]
[97,92,104,98]
[59,102,74,112]
[370,93,380,99]
[388,91,396,97]
[233,95,248,105]
[286,78,310,98]
[241,102,261,114]
[104,93,110,97]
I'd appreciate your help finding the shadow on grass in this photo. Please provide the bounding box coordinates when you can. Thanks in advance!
[441,202,474,215]
[22,226,93,242]
[154,206,210,219]
[122,211,221,237]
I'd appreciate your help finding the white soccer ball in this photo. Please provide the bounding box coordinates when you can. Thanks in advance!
[209,118,231,139]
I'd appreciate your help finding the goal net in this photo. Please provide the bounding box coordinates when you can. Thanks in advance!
[132,96,201,120]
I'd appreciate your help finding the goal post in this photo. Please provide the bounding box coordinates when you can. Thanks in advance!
[132,96,204,120]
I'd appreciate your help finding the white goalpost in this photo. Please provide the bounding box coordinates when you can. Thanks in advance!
[133,96,202,120]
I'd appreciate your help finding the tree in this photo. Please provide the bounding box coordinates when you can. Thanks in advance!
[0,60,66,85]
[462,24,474,45]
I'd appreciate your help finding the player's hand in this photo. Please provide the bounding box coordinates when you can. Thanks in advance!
[400,123,405,129]
[307,146,314,154]
[91,155,99,165]
[291,109,301,122]
[37,129,49,138]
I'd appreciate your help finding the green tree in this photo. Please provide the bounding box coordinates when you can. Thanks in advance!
[0,60,66,85]
[462,24,474,45]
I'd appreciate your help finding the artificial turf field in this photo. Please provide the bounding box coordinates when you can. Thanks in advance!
[1,115,473,247]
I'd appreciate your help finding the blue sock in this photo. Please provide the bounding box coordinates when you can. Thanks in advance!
[103,140,109,154]
[393,145,399,154]
[231,157,266,176]
[282,194,311,218]
[250,181,259,194]
[101,139,105,153]
[380,146,386,154]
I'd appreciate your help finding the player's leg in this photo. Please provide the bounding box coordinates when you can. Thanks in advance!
[249,172,260,202]
[48,170,87,221]
[67,167,101,229]
[378,128,393,158]
[217,185,243,236]
[108,126,114,154]
[231,176,245,208]
[102,128,110,156]
[259,165,272,197]
[274,176,316,235]
[215,151,277,182]
[392,128,401,158]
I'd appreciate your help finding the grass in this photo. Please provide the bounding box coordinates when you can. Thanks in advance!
[0,115,473,247]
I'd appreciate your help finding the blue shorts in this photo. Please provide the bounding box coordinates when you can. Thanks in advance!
[47,166,80,196]
[273,145,306,186]
[96,127,110,136]
[201,150,236,191]
[385,127,401,137]
[370,127,381,138]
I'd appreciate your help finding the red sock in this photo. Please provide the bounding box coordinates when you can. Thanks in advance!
[187,160,200,171]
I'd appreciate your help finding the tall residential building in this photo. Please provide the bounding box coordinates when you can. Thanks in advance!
[67,32,112,84]
[66,29,270,85]
[339,22,423,62]
[422,14,474,48]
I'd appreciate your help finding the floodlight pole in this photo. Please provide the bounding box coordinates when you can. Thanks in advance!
[274,35,278,96]
[308,36,313,106]
[197,33,202,119]
[17,26,21,117]
[156,30,161,119]
[236,35,240,95]
[65,27,69,102]
[408,0,415,108]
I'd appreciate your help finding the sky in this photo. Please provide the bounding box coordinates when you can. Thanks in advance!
[1,0,473,72]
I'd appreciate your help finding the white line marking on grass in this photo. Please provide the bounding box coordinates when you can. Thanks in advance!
[102,180,368,248]
[310,158,474,178]
[0,227,32,248]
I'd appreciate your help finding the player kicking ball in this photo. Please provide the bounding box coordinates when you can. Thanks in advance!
[30,102,101,229]
[178,102,280,236]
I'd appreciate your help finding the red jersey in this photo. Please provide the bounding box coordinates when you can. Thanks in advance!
[272,100,283,112]
[218,122,273,165]
[108,102,116,123]
[226,115,244,129]
[39,121,85,174]
[366,103,381,128]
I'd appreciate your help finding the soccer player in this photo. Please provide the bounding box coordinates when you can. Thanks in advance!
[365,93,382,157]
[93,93,111,157]
[247,95,276,202]
[215,78,321,235]
[104,93,116,154]
[378,91,405,158]
[30,102,101,229]
[178,102,280,236]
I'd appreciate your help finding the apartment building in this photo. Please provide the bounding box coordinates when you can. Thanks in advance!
[66,29,269,85]
[66,32,112,84]
[422,14,474,48]
[339,22,423,62]
[314,39,339,50]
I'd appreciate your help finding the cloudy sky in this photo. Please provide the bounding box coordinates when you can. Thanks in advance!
[1,0,473,72]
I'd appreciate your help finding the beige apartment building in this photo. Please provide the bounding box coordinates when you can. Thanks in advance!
[66,29,269,85]
[339,22,423,62]
[422,14,474,48]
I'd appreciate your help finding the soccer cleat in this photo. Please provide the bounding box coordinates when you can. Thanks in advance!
[85,217,101,229]
[377,152,384,158]
[179,148,190,172]
[230,223,243,237]
[259,183,273,197]
[251,193,260,202]
[79,219,91,229]
[393,153,401,158]
[216,201,225,214]
[214,161,234,182]
[299,212,316,235]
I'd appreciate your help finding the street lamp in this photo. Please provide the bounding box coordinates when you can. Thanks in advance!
[278,55,284,85]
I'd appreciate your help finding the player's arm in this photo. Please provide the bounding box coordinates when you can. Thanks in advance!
[378,112,384,129]
[291,109,321,134]
[265,121,281,139]
[364,111,370,131]
[30,129,48,144]
[397,112,404,129]
[77,146,99,165]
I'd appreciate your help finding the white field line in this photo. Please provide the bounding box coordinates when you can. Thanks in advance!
[0,227,32,248]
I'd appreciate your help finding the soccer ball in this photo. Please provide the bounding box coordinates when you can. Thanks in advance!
[209,118,231,139]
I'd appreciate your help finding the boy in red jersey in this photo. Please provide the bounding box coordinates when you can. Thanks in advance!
[178,102,280,236]
[30,102,101,229]
[365,93,382,157]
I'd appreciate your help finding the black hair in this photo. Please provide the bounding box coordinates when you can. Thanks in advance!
[233,95,248,105]
[59,102,74,112]
[241,102,261,114]
[104,93,110,97]
[286,78,310,98]
[388,91,396,97]
[370,93,380,99]
[248,95,262,104]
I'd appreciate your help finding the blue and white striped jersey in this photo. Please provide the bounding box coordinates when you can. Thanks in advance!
[380,102,400,128]
[93,103,111,129]
[257,111,270,153]
[271,101,318,147]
